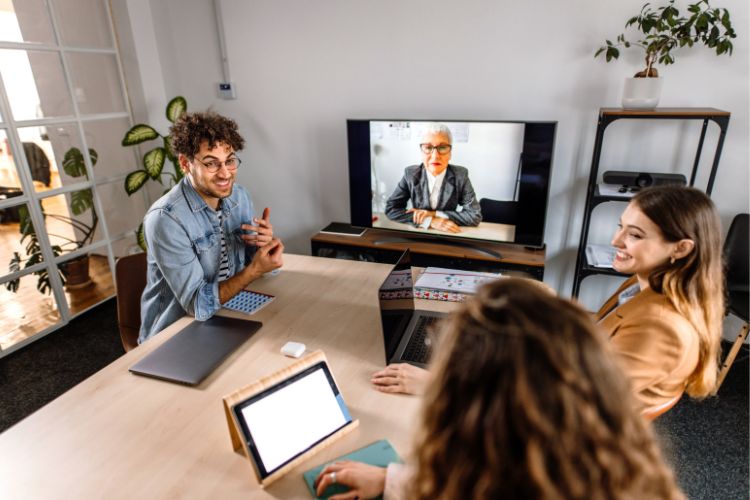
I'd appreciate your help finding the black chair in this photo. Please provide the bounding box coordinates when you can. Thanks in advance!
[715,213,749,393]
[479,198,518,225]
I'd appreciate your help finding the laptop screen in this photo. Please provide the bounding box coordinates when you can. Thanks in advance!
[233,361,353,478]
[378,250,416,363]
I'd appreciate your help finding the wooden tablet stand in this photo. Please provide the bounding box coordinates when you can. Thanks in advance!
[223,350,359,488]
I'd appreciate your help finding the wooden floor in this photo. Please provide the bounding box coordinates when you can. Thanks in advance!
[0,187,115,352]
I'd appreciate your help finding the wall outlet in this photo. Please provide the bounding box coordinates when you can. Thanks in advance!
[218,82,236,99]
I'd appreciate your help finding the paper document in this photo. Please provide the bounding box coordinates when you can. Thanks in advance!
[586,244,616,268]
[415,267,501,294]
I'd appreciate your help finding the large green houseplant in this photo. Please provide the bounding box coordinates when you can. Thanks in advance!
[5,147,99,294]
[121,96,187,250]
[595,0,736,77]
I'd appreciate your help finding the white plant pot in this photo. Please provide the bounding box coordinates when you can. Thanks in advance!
[622,77,663,109]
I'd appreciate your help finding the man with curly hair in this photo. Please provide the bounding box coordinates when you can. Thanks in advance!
[139,111,283,343]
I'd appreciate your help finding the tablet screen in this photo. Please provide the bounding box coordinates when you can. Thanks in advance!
[233,361,353,477]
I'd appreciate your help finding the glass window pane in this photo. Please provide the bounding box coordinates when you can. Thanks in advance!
[59,252,114,314]
[0,272,62,351]
[39,190,102,256]
[18,124,89,192]
[0,49,74,121]
[0,0,56,45]
[66,52,125,115]
[0,202,44,278]
[0,129,24,190]
[51,0,113,49]
[96,180,148,238]
[83,118,140,179]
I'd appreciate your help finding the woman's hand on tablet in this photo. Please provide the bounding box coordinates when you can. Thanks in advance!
[371,363,429,395]
[314,461,386,499]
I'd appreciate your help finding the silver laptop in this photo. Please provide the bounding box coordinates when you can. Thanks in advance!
[129,316,262,385]
[378,250,447,368]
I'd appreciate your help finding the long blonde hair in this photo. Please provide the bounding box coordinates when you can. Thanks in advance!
[410,279,683,500]
[633,186,724,397]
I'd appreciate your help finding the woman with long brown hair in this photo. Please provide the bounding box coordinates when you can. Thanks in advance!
[315,279,683,499]
[599,186,724,413]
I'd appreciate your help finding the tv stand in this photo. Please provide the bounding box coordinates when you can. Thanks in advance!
[372,236,502,259]
[311,225,544,280]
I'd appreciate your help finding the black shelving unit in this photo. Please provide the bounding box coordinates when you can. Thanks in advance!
[572,107,730,297]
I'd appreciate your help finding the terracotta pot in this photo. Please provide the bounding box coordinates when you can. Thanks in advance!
[63,255,93,289]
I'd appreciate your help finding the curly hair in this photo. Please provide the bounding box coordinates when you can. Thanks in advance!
[409,279,683,500]
[169,111,245,158]
[632,186,724,398]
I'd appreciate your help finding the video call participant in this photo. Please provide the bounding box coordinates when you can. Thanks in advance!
[139,112,284,343]
[384,123,481,234]
[316,280,683,500]
[598,186,724,414]
[375,188,724,419]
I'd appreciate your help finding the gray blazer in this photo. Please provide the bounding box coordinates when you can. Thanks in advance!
[385,164,482,226]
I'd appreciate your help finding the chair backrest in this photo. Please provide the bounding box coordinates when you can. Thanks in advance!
[725,214,749,293]
[642,393,682,421]
[115,252,148,352]
[479,198,518,225]
[724,213,749,322]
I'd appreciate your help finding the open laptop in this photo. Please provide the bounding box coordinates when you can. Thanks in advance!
[378,250,447,368]
[129,315,262,385]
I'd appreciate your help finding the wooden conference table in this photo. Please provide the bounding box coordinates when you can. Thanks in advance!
[0,254,457,499]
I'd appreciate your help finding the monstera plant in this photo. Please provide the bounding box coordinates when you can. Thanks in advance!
[5,147,99,294]
[121,96,187,250]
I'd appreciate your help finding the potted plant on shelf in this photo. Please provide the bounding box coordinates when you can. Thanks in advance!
[595,0,736,109]
[121,96,187,250]
[5,147,99,294]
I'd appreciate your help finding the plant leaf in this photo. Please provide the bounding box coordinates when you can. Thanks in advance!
[163,136,177,162]
[70,188,94,216]
[122,124,159,146]
[143,148,165,180]
[166,96,187,123]
[136,223,147,251]
[62,147,87,178]
[125,170,149,195]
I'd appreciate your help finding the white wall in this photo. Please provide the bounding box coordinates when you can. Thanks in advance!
[117,0,749,304]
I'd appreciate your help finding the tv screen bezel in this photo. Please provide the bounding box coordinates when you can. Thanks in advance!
[347,119,557,248]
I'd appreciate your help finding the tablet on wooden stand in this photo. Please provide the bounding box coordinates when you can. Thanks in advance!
[223,350,359,488]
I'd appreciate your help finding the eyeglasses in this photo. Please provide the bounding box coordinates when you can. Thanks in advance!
[193,155,241,173]
[420,143,452,155]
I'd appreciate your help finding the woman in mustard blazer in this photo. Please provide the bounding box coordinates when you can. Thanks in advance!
[597,186,724,415]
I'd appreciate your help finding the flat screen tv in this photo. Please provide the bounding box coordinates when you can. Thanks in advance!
[347,119,556,248]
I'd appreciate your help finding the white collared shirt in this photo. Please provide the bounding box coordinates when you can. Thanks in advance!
[426,169,446,210]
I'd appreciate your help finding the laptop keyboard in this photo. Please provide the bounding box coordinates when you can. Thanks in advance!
[402,316,439,364]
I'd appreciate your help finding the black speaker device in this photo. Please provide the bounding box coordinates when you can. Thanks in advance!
[602,171,687,188]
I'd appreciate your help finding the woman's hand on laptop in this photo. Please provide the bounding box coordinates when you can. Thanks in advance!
[371,363,429,395]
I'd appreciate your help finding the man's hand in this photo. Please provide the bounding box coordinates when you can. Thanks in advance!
[219,238,284,304]
[314,461,386,500]
[371,363,430,395]
[406,208,435,226]
[241,207,273,247]
[249,238,284,275]
[430,216,461,233]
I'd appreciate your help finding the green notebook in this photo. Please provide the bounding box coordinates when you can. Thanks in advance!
[302,439,401,499]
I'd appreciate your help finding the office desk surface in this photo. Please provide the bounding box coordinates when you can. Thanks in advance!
[0,254,456,499]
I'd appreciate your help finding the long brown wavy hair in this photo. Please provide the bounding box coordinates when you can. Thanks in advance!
[632,186,724,398]
[410,279,683,500]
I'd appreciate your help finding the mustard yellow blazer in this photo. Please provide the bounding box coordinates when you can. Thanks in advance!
[597,277,700,413]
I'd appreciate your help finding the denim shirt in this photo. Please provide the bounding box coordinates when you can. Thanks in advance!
[138,178,256,343]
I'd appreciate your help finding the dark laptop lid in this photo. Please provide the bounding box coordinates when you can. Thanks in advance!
[377,250,416,363]
[130,316,262,385]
